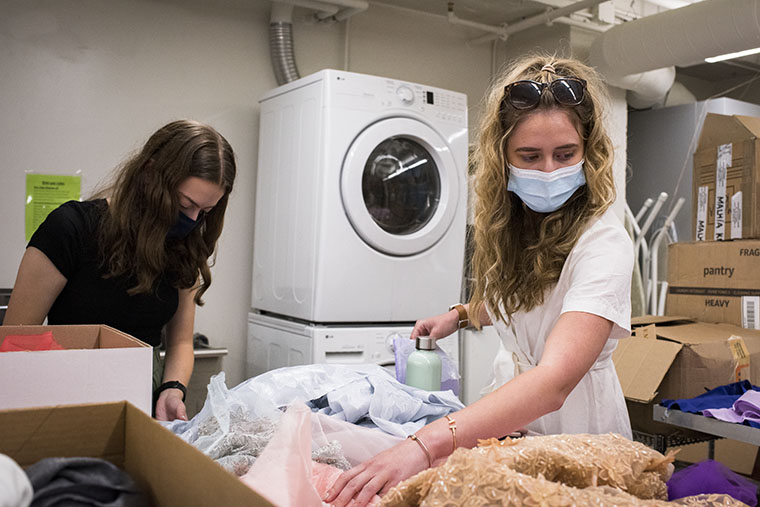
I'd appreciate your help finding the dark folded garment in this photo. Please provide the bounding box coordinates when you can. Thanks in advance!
[25,457,147,507]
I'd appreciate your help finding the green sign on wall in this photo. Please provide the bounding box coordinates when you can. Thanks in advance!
[25,174,82,241]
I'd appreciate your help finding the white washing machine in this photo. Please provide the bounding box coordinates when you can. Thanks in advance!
[251,69,468,323]
[247,312,459,379]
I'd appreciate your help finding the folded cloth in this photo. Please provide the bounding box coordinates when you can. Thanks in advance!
[25,457,146,507]
[703,390,760,425]
[0,332,64,352]
[660,380,760,428]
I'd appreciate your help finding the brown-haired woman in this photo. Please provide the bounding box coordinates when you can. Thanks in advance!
[325,55,633,507]
[4,119,236,422]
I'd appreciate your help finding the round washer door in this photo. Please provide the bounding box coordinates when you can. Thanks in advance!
[341,118,460,256]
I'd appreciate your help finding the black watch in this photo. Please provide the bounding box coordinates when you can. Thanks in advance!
[154,380,187,402]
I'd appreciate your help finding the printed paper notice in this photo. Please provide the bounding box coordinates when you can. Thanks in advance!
[25,174,81,241]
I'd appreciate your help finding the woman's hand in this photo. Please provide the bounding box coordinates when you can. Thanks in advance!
[323,438,429,507]
[410,310,460,340]
[154,390,188,422]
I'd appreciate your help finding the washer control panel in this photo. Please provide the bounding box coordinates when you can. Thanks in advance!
[329,71,467,127]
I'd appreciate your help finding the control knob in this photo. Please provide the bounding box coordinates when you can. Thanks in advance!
[396,85,414,105]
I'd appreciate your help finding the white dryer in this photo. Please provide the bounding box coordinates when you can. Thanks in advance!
[252,69,468,323]
[246,311,459,379]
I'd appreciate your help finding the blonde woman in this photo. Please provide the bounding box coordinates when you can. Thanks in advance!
[325,55,633,507]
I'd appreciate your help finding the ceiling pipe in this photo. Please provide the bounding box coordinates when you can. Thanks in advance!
[589,0,760,108]
[270,3,301,86]
[268,0,368,85]
[446,0,609,46]
[616,66,676,109]
[590,0,760,78]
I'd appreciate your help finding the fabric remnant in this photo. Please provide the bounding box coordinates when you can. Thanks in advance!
[240,363,464,437]
[24,457,146,507]
[667,459,757,505]
[661,381,760,429]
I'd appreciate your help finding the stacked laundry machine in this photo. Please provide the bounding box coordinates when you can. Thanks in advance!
[247,69,468,378]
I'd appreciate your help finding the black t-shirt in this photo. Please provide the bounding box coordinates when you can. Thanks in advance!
[28,200,178,346]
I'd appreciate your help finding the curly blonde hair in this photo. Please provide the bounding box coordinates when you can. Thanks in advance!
[469,55,616,326]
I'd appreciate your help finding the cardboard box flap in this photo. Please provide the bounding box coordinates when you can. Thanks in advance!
[736,114,760,139]
[697,113,760,149]
[0,402,276,507]
[631,315,694,327]
[613,336,683,403]
[122,404,273,506]
[3,403,127,467]
[655,322,760,345]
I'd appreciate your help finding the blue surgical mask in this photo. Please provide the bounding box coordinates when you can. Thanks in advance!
[167,211,202,240]
[507,159,586,213]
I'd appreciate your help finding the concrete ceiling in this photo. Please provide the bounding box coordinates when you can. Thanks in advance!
[372,0,760,95]
[371,0,706,27]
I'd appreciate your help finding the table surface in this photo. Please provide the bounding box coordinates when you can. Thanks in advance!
[159,347,228,359]
[653,405,760,446]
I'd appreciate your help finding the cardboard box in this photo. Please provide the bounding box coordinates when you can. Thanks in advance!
[692,113,760,241]
[0,401,273,506]
[666,240,760,329]
[0,325,152,413]
[671,439,758,476]
[613,316,760,434]
[613,316,760,473]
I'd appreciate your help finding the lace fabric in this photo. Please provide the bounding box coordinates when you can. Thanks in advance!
[380,434,748,506]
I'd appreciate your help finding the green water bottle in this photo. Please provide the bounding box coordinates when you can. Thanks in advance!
[405,336,442,391]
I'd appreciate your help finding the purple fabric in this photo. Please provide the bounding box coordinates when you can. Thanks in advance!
[667,459,757,506]
[661,380,760,429]
[704,390,760,425]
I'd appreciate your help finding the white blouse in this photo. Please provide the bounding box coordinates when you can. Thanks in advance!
[483,208,634,439]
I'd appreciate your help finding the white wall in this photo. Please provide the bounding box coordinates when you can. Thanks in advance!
[0,0,628,388]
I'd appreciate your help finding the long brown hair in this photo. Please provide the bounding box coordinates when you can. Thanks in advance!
[469,55,616,326]
[94,120,236,305]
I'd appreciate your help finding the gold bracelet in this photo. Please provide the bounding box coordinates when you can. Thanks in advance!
[445,415,457,453]
[407,434,433,467]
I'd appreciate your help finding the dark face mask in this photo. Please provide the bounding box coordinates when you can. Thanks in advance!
[167,211,202,240]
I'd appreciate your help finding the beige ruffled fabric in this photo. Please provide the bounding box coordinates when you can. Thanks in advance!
[380,433,747,507]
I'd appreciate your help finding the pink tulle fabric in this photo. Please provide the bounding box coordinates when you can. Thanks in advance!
[241,404,400,506]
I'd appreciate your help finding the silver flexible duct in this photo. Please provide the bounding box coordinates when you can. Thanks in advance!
[270,5,301,86]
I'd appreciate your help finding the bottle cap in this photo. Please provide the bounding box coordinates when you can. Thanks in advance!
[415,336,436,351]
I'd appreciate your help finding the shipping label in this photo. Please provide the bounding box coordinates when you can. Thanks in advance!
[728,335,750,382]
[713,143,731,241]
[696,185,708,241]
[742,296,760,330]
[731,191,743,239]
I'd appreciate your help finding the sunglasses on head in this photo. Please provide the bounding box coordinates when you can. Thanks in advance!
[502,77,587,110]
